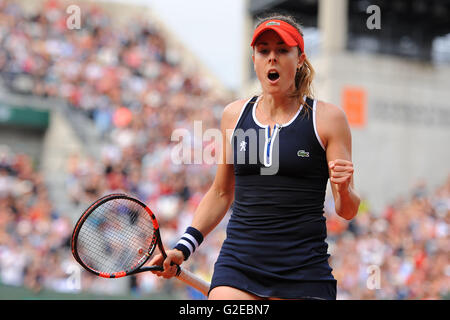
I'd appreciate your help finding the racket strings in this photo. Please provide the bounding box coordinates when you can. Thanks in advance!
[76,198,155,274]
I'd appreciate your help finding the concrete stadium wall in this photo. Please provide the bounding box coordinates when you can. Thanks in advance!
[312,52,450,212]
[0,86,90,218]
[0,127,44,164]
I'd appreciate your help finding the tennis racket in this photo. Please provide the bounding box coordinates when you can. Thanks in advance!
[71,193,210,296]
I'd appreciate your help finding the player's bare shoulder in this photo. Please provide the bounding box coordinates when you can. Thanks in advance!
[315,100,350,147]
[316,100,347,121]
[221,98,250,131]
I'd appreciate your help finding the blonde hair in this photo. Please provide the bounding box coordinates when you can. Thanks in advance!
[254,13,315,113]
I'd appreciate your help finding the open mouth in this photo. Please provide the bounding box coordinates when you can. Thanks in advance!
[267,71,280,81]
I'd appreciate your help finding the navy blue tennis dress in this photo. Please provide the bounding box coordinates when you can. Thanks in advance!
[209,95,337,300]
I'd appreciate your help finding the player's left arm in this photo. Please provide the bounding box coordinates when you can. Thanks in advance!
[317,101,361,220]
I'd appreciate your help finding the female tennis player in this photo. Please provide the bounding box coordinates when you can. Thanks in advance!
[150,14,360,300]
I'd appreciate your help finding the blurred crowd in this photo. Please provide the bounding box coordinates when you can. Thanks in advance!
[1,143,448,300]
[0,0,227,299]
[0,0,448,300]
[325,178,449,299]
[0,146,74,293]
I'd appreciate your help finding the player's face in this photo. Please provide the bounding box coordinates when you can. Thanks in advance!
[252,30,304,96]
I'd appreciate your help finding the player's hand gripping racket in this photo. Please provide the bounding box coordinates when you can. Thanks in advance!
[71,193,210,296]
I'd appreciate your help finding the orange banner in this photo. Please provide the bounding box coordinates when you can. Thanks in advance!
[342,87,367,127]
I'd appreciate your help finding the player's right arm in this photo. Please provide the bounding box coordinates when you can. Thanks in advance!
[149,99,247,277]
[190,98,247,236]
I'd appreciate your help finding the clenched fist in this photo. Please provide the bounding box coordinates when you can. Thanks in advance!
[328,159,354,194]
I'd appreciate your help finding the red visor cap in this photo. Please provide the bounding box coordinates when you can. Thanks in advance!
[250,20,304,53]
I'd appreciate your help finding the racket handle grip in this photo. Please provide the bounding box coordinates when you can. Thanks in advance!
[176,266,210,297]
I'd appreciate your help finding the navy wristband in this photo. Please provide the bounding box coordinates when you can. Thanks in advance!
[174,226,204,261]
